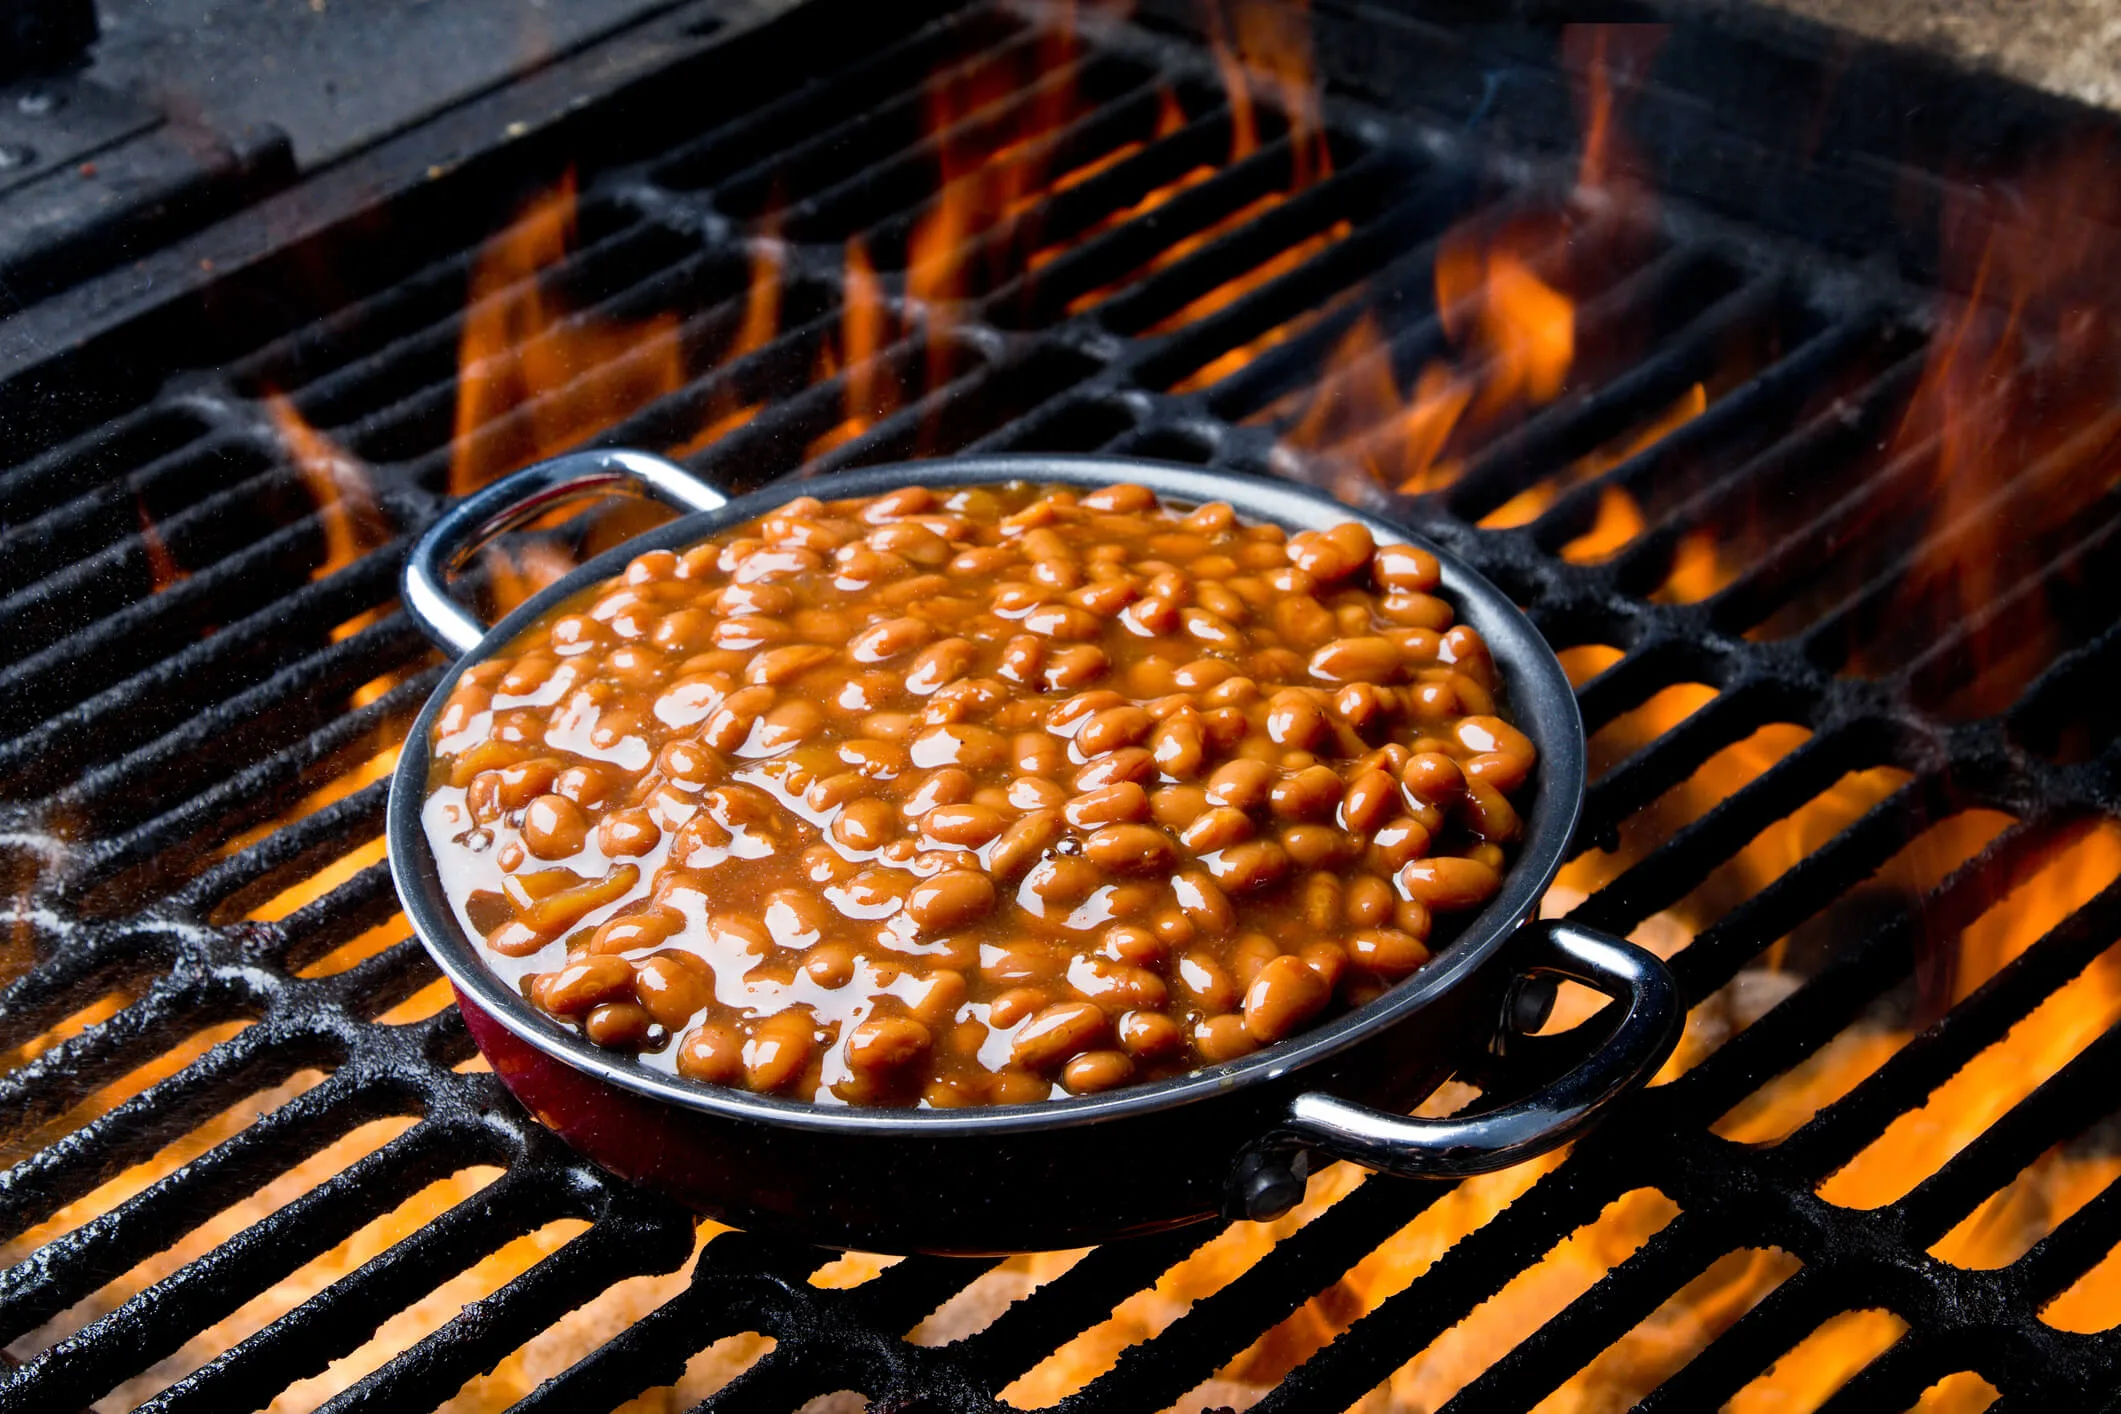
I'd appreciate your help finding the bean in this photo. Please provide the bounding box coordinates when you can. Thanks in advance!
[1205,758,1275,810]
[1072,747,1155,790]
[1208,839,1291,893]
[587,906,684,955]
[832,797,897,851]
[1149,714,1206,778]
[522,794,589,859]
[1072,958,1168,1013]
[1177,952,1241,1011]
[1024,603,1102,641]
[988,988,1050,1028]
[701,684,776,751]
[1078,705,1152,756]
[902,768,975,818]
[1098,924,1169,967]
[1282,824,1346,868]
[1083,482,1156,512]
[1151,784,1209,830]
[1262,689,1327,749]
[1348,928,1431,976]
[1063,1050,1136,1094]
[1402,751,1467,808]
[846,1016,933,1073]
[863,486,934,521]
[1445,669,1496,715]
[1084,824,1176,875]
[1245,955,1332,1043]
[1173,869,1235,936]
[1341,769,1400,833]
[1367,817,1434,873]
[1308,636,1402,684]
[1372,542,1442,593]
[1023,856,1103,906]
[1344,873,1395,928]
[1119,1010,1185,1059]
[633,954,711,1029]
[1271,764,1343,820]
[1301,871,1343,930]
[1194,1014,1258,1062]
[591,807,661,861]
[1399,856,1502,910]
[1463,779,1522,843]
[1012,1001,1109,1070]
[1465,750,1532,794]
[1230,933,1282,987]
[998,634,1046,684]
[988,809,1064,879]
[1441,624,1497,689]
[905,638,976,695]
[678,1022,746,1085]
[744,1011,816,1092]
[923,803,1009,845]
[543,956,634,1016]
[1042,644,1110,691]
[1382,593,1455,630]
[1180,804,1254,854]
[1066,782,1150,828]
[581,1001,654,1048]
[803,941,858,988]
[911,723,1009,771]
[905,870,997,934]
[1009,776,1069,810]
[764,889,831,948]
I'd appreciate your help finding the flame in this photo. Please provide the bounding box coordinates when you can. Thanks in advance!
[1288,227,1575,496]
[1562,23,1664,202]
[1482,381,1707,532]
[265,394,389,583]
[1201,0,1331,184]
[808,236,904,460]
[448,171,690,497]
[136,496,185,594]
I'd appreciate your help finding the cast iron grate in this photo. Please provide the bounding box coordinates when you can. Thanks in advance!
[3,0,2121,1409]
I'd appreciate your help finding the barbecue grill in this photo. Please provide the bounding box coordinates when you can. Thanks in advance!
[5,0,2121,1409]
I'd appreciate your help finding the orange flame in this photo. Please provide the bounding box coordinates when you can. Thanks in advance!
[264,393,388,580]
[136,497,185,594]
[1202,0,1331,184]
[1291,227,1575,495]
[449,171,689,497]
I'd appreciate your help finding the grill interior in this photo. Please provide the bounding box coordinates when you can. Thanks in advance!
[5,0,2121,1409]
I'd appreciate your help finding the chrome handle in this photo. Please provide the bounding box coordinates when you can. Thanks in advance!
[1229,920,1680,1221]
[400,449,729,654]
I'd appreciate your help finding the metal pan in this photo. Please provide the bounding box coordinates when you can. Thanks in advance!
[388,449,1679,1254]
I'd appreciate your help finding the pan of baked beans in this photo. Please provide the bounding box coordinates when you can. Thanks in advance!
[388,449,1679,1253]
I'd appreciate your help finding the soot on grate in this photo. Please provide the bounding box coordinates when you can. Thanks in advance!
[3,0,2121,1409]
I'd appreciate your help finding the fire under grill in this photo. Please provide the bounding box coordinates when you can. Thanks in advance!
[4,0,2121,1409]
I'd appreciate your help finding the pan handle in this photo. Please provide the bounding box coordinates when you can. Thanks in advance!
[1227,920,1680,1221]
[401,450,730,654]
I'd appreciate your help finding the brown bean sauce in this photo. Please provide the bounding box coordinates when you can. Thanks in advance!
[423,482,1538,1107]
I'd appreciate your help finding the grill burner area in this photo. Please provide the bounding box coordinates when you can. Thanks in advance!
[4,1,2121,1409]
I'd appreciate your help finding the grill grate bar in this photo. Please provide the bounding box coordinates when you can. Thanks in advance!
[1429,1215,1723,1414]
[310,1190,694,1414]
[946,1222,1218,1383]
[1894,1016,2121,1248]
[0,1085,436,1356]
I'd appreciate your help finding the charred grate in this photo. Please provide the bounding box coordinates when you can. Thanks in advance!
[3,0,2121,1409]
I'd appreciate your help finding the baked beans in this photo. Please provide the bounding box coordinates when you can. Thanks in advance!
[424,483,1537,1107]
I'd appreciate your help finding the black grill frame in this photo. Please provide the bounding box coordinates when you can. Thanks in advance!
[3,0,2121,1410]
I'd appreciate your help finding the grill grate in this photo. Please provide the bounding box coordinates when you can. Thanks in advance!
[4,0,2121,1409]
